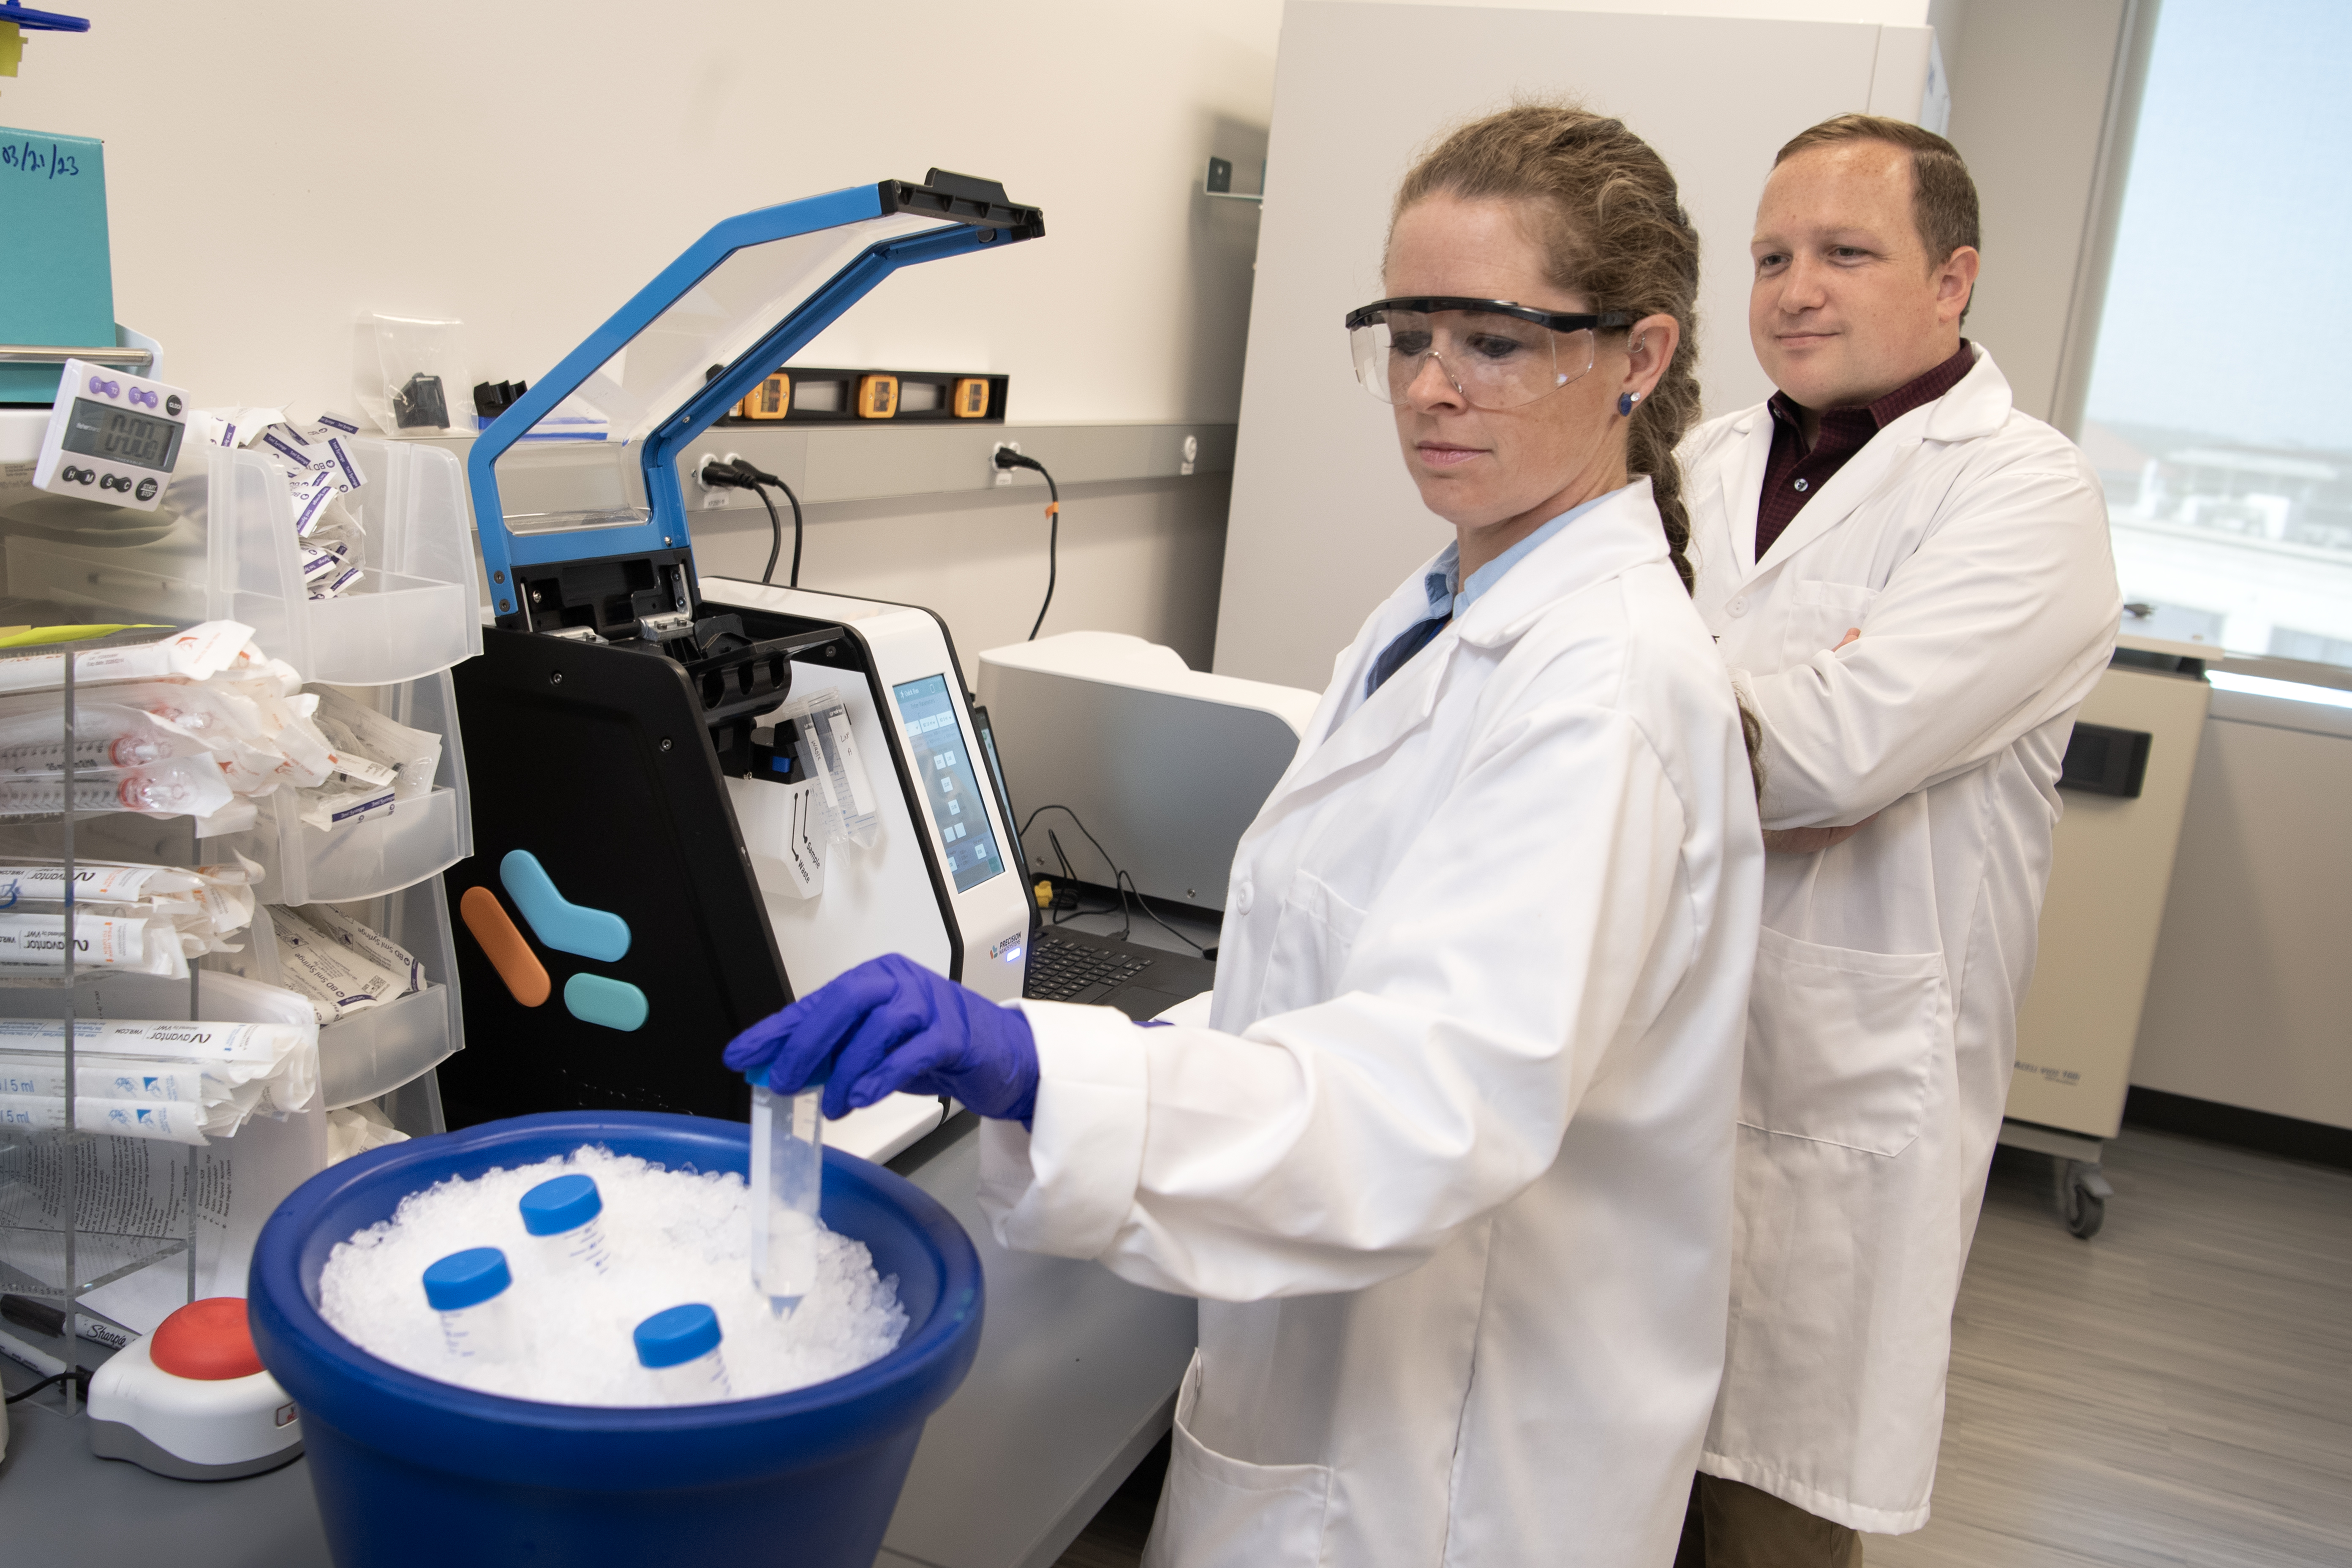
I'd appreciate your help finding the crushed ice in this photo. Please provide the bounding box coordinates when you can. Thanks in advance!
[318,1144,907,1405]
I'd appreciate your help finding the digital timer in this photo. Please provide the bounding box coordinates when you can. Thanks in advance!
[32,358,193,513]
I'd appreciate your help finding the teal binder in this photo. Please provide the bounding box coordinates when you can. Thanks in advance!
[0,125,113,404]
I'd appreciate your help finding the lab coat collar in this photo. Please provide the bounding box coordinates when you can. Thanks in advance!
[1456,478,1668,648]
[1268,481,1668,806]
[1723,344,2013,593]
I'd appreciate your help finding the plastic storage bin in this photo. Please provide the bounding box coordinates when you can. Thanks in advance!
[206,440,484,686]
[224,877,461,1110]
[223,669,474,906]
[248,1111,985,1568]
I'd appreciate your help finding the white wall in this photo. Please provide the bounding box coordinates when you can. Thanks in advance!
[0,0,1278,673]
[0,0,1278,425]
[1212,0,1930,689]
[2129,697,2352,1132]
[697,477,1234,682]
[1940,0,2131,424]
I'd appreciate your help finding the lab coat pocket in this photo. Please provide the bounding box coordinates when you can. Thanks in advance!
[1143,1352,1334,1568]
[1783,579,1876,666]
[1257,869,1369,1017]
[1741,926,1947,1157]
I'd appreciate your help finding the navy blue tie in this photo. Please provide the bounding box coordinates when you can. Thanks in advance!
[1366,614,1451,699]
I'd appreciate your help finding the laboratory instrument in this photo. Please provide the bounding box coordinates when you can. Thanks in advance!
[84,1296,303,1480]
[632,1302,732,1404]
[31,355,190,511]
[976,630,1319,910]
[747,1064,821,1312]
[1998,629,2213,1236]
[440,171,1042,1130]
[420,1247,516,1362]
[517,1172,612,1277]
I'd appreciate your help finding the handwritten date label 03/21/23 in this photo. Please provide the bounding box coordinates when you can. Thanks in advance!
[893,674,1007,894]
[32,358,191,512]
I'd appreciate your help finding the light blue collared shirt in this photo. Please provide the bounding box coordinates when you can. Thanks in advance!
[1363,490,1616,702]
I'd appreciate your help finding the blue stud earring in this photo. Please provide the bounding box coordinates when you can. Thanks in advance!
[1618,391,1640,416]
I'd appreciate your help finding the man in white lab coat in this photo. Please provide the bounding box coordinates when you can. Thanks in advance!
[1676,115,2121,1562]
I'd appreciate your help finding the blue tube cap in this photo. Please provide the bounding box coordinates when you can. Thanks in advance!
[634,1304,722,1369]
[519,1173,603,1237]
[422,1247,512,1312]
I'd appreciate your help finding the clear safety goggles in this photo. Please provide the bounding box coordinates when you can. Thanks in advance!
[1345,297,1633,410]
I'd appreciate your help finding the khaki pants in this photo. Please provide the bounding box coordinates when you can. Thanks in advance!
[1674,1474,1864,1568]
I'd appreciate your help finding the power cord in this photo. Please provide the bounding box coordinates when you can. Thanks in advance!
[700,457,806,586]
[1019,802,1211,956]
[993,448,1062,640]
[7,1366,92,1405]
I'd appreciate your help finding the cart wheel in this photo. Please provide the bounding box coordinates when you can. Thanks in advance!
[2053,1158,2112,1240]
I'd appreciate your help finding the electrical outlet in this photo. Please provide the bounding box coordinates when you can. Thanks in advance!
[992,440,1021,487]
[694,452,732,509]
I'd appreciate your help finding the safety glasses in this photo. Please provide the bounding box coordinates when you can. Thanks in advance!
[1345,297,1633,410]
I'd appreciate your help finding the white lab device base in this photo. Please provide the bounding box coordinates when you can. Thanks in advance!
[85,1333,303,1480]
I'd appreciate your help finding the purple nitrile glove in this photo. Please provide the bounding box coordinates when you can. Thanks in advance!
[721,953,1039,1124]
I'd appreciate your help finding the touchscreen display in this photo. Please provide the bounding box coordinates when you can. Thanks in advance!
[893,674,1006,893]
[60,398,183,472]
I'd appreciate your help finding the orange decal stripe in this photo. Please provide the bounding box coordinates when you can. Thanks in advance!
[460,885,551,1007]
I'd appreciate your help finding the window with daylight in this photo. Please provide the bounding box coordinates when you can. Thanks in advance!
[2078,0,2352,667]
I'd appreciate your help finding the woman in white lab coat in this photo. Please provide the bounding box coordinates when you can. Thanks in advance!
[727,105,1764,1568]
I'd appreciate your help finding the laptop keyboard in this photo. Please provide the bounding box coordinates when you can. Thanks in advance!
[1023,929,1154,1002]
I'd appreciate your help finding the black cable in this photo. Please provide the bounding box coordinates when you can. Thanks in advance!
[706,458,805,588]
[993,449,1062,640]
[751,484,784,586]
[1019,803,1211,955]
[6,1367,91,1405]
[776,477,804,586]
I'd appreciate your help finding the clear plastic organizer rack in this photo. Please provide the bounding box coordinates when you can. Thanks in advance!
[215,876,464,1112]
[220,669,475,907]
[206,440,485,686]
[0,655,206,1400]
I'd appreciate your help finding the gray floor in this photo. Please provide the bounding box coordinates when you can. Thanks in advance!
[1869,1129,2352,1568]
[1052,1128,2352,1568]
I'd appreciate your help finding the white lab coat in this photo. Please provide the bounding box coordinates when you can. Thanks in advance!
[1680,347,2120,1533]
[979,481,1763,1568]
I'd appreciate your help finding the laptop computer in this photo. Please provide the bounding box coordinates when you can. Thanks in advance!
[970,702,1220,1022]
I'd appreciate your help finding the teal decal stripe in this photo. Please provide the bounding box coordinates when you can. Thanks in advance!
[500,849,631,961]
[564,973,649,1032]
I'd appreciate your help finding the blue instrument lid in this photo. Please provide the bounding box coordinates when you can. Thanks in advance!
[470,171,1042,616]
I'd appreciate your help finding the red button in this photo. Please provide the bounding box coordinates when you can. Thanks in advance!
[150,1297,266,1381]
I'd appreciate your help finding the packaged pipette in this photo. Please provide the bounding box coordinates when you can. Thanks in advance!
[633,1304,732,1405]
[296,902,423,992]
[746,1063,824,1315]
[0,705,207,775]
[0,621,259,696]
[306,686,441,800]
[268,906,408,1021]
[0,753,236,820]
[422,1249,517,1363]
[0,912,191,977]
[517,1173,612,1279]
[0,1018,321,1120]
[0,1094,210,1145]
